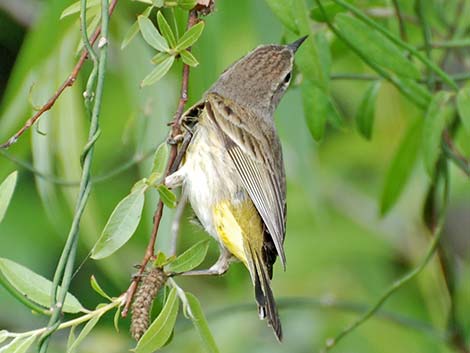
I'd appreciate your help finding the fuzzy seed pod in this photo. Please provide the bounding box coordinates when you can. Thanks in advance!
[130,267,167,341]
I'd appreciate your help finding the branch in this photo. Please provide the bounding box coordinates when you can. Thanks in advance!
[391,0,407,42]
[322,169,449,352]
[121,7,209,317]
[0,0,118,150]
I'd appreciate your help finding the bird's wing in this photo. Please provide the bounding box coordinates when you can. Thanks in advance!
[205,93,287,268]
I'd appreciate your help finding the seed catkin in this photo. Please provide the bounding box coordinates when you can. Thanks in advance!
[130,267,167,341]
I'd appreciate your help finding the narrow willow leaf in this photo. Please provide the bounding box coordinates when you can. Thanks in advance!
[122,6,153,49]
[335,14,420,79]
[457,87,470,135]
[175,22,205,51]
[114,305,122,333]
[180,50,199,67]
[394,77,432,109]
[66,326,76,353]
[263,0,297,33]
[157,12,177,48]
[90,275,112,300]
[423,92,453,177]
[141,55,175,87]
[380,119,423,215]
[315,32,331,87]
[60,0,100,19]
[135,287,179,353]
[157,185,177,208]
[152,52,170,65]
[0,171,17,224]
[356,81,381,140]
[66,314,102,353]
[0,258,83,313]
[178,0,197,10]
[152,142,169,178]
[301,80,341,141]
[311,2,345,22]
[166,240,210,273]
[138,15,169,52]
[291,0,327,89]
[186,293,219,353]
[91,186,146,259]
[0,335,36,353]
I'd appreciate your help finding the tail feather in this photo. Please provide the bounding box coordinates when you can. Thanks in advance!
[251,250,282,341]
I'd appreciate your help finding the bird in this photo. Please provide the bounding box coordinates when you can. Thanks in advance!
[165,36,307,340]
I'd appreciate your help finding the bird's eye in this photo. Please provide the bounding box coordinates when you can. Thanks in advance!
[283,72,291,83]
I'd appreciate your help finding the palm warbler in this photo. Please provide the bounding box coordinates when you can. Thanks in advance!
[166,36,306,340]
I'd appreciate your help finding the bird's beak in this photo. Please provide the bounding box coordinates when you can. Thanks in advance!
[287,35,308,53]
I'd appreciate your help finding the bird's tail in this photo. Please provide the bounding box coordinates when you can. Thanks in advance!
[248,246,282,341]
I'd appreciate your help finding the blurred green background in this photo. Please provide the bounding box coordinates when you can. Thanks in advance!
[0,0,469,352]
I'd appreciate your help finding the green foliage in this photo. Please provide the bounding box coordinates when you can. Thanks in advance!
[134,287,179,353]
[156,184,177,208]
[0,258,84,313]
[166,239,210,273]
[66,313,103,353]
[186,292,220,353]
[355,82,381,140]
[0,171,17,224]
[92,184,146,259]
[380,119,423,215]
[457,86,470,135]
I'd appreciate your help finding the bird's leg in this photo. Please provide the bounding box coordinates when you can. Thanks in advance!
[180,248,232,276]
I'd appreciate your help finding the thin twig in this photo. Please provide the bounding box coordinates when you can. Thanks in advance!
[322,168,449,353]
[0,0,118,150]
[391,0,407,42]
[0,147,156,186]
[38,0,111,351]
[443,130,470,177]
[330,72,470,83]
[415,0,435,89]
[121,8,204,318]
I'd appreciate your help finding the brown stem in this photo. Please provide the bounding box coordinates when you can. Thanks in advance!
[0,0,118,149]
[121,8,202,318]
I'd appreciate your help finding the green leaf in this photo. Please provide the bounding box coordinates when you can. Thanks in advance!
[152,52,171,65]
[152,142,170,178]
[180,50,199,67]
[0,171,17,224]
[0,335,36,353]
[175,22,205,51]
[138,15,169,52]
[186,292,220,353]
[0,258,84,313]
[335,14,421,79]
[66,326,76,352]
[60,0,100,19]
[122,6,153,49]
[394,77,432,108]
[291,1,328,89]
[113,305,122,333]
[91,187,146,259]
[356,82,381,140]
[380,119,423,215]
[457,87,470,135]
[264,0,297,33]
[311,2,345,22]
[134,287,179,353]
[141,55,175,87]
[90,275,112,301]
[157,12,177,48]
[314,31,331,87]
[157,184,177,208]
[302,80,341,141]
[423,92,453,177]
[166,240,210,273]
[177,0,197,10]
[66,314,103,353]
